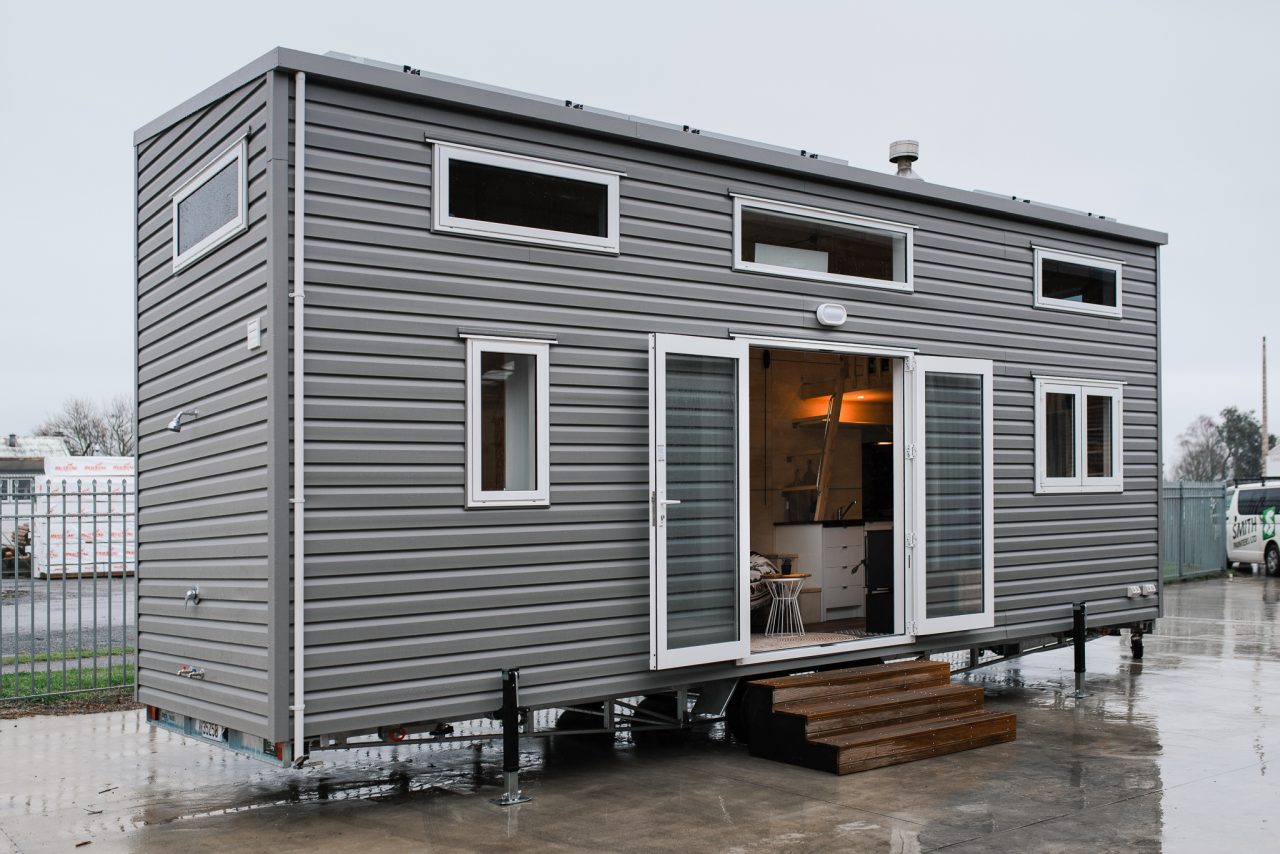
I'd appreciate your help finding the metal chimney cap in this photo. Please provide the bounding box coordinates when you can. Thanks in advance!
[889,140,919,163]
[889,140,922,179]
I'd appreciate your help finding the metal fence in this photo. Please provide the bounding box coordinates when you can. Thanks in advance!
[1,480,136,701]
[1162,481,1228,582]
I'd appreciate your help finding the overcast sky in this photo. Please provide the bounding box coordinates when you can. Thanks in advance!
[1,0,1275,467]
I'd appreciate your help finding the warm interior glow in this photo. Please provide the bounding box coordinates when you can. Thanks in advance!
[797,388,894,424]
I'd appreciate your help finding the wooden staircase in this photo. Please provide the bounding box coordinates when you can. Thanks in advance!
[743,660,1016,775]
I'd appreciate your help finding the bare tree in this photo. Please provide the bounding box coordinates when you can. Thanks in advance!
[34,396,135,457]
[1171,415,1230,481]
[102,395,135,456]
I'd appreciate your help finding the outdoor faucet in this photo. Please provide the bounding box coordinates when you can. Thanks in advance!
[184,586,200,606]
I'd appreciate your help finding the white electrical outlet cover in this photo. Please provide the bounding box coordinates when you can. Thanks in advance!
[247,317,261,350]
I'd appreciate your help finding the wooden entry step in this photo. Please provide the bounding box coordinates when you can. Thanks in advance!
[743,660,1016,775]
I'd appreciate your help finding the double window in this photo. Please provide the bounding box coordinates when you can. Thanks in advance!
[171,138,248,271]
[1035,377,1123,494]
[1034,247,1123,318]
[733,196,914,291]
[0,477,35,500]
[465,336,551,508]
[432,142,621,253]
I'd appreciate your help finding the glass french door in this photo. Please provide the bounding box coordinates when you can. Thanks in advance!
[911,356,995,635]
[649,334,749,669]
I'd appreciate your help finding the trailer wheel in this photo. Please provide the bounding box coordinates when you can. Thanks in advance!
[1266,544,1279,578]
[554,702,614,745]
[631,694,689,749]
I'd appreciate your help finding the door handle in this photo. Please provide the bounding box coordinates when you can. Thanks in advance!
[660,499,682,505]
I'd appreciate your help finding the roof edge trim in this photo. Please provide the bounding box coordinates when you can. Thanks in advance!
[135,48,1168,246]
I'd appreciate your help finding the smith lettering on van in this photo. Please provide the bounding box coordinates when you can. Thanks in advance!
[1226,483,1279,576]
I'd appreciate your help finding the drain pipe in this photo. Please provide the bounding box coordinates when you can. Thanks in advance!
[290,70,308,764]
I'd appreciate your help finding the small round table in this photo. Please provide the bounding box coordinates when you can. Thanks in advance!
[764,573,810,637]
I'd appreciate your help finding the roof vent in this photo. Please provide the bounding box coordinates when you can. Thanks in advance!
[889,140,922,180]
[6,434,14,448]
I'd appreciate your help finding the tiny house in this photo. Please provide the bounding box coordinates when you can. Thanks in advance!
[134,48,1166,763]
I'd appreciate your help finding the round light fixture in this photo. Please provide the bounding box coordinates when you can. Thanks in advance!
[815,303,847,327]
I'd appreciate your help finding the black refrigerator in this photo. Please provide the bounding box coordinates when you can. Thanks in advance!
[865,528,894,634]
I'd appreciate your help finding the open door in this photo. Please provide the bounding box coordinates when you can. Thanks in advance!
[649,334,749,669]
[911,356,994,635]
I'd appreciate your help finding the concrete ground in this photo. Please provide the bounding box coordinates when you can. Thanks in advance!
[1,573,1277,853]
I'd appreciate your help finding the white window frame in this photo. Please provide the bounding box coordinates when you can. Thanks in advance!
[732,195,914,292]
[465,335,551,508]
[432,141,621,254]
[1034,376,1124,494]
[1033,246,1124,318]
[171,138,249,272]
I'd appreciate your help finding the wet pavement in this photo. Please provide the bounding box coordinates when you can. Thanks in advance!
[1,573,1277,853]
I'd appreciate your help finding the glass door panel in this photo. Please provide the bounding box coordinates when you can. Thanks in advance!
[913,357,994,635]
[650,334,749,669]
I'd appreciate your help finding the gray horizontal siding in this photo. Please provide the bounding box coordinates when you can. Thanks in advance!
[284,79,1160,736]
[135,74,278,739]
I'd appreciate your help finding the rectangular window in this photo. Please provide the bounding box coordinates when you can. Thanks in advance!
[1033,247,1123,318]
[1238,488,1280,517]
[1035,377,1124,493]
[465,336,551,507]
[733,196,913,291]
[433,142,620,253]
[171,138,248,271]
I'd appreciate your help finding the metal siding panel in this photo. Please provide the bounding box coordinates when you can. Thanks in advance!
[300,82,1159,732]
[135,75,277,740]
[147,72,1162,740]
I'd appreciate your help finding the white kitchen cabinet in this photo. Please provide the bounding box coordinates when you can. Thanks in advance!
[822,525,865,618]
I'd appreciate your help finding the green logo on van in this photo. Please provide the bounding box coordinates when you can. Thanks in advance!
[1264,506,1277,541]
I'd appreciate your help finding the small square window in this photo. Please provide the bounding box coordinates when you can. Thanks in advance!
[1035,377,1123,494]
[1033,247,1123,318]
[171,139,248,271]
[465,336,551,507]
[433,143,620,253]
[733,197,913,291]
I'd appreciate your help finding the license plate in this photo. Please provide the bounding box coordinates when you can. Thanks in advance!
[198,720,227,741]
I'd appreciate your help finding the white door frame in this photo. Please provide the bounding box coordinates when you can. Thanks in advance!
[729,336,916,665]
[649,333,750,670]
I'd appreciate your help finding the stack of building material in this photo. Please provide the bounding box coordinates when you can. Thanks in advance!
[33,457,135,578]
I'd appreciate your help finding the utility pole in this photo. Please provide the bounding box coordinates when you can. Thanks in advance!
[1264,336,1269,476]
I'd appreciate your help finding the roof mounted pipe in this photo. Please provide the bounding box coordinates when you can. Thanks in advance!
[890,140,922,180]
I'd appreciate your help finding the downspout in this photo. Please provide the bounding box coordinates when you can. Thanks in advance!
[291,71,307,763]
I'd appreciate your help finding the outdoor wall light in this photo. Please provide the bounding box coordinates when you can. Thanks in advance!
[815,303,847,327]
[167,409,199,433]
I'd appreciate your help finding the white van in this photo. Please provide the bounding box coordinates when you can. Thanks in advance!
[1227,481,1279,576]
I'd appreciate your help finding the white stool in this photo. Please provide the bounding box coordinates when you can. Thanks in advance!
[764,574,810,637]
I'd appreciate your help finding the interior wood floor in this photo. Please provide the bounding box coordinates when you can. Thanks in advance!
[750,617,895,653]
